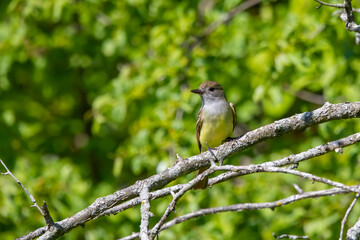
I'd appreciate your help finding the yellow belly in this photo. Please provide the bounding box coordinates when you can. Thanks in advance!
[199,112,233,152]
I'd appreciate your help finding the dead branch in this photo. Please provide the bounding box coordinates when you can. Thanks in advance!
[17,101,360,239]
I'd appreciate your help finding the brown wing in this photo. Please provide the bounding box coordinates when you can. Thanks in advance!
[229,102,237,131]
[196,107,203,152]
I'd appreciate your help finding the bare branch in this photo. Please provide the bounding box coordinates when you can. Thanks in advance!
[341,0,360,33]
[210,132,360,185]
[292,184,304,194]
[0,159,43,214]
[149,165,217,239]
[97,185,183,218]
[18,102,360,239]
[101,132,360,221]
[41,202,55,229]
[95,132,360,229]
[118,163,359,240]
[139,186,152,240]
[15,228,47,240]
[215,165,360,194]
[0,159,55,229]
[340,194,359,240]
[313,0,344,8]
[347,217,360,240]
[120,186,356,240]
[313,0,360,42]
[346,195,360,240]
[273,232,310,239]
[214,102,360,164]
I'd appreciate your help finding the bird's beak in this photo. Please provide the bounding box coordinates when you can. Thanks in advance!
[191,88,204,94]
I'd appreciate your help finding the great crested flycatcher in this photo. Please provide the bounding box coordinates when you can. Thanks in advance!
[191,81,237,189]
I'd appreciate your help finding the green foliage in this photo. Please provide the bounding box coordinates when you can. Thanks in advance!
[1,0,360,239]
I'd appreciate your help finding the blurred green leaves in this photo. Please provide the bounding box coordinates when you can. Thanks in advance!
[1,0,360,239]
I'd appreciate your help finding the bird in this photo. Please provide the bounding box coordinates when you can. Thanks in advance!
[191,81,237,189]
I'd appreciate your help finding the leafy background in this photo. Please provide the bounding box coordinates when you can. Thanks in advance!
[1,0,360,239]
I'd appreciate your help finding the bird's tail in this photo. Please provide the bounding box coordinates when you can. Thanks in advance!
[194,167,209,190]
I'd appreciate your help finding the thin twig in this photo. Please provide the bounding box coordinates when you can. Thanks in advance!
[340,194,359,240]
[313,0,344,8]
[97,185,183,219]
[0,159,43,214]
[293,184,304,194]
[215,165,360,194]
[273,232,310,239]
[0,159,54,228]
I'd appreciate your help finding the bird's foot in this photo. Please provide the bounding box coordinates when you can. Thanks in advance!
[206,143,219,166]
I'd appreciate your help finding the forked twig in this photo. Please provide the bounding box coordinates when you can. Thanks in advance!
[0,159,54,228]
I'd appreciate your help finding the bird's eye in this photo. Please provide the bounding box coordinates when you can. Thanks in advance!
[209,87,215,92]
